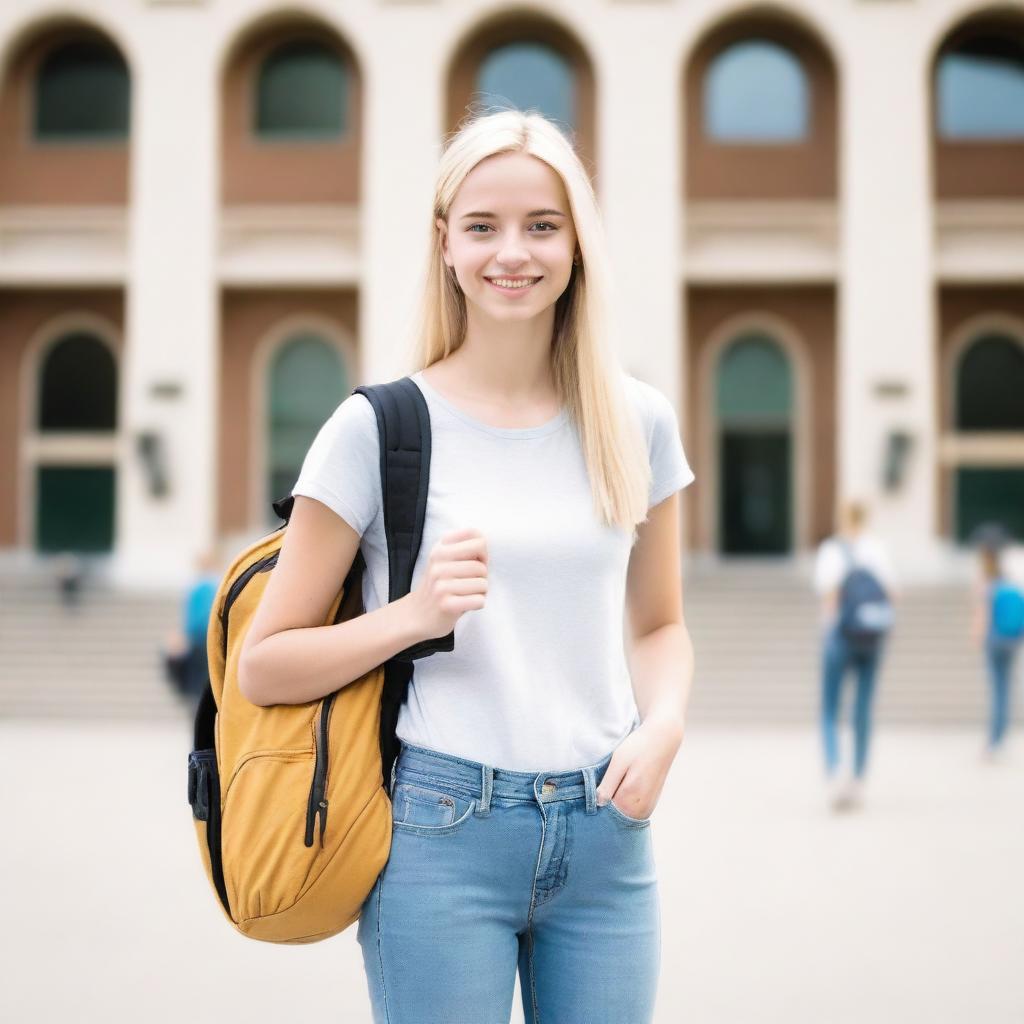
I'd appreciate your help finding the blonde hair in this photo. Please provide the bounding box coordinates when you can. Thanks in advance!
[979,546,1002,582]
[840,499,867,533]
[401,106,651,541]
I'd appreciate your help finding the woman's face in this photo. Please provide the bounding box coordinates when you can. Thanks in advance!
[436,151,579,320]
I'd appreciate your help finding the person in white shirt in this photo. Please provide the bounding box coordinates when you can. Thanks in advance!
[247,109,697,1022]
[812,500,898,811]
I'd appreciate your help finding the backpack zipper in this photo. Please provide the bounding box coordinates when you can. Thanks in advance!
[304,691,335,847]
[220,552,279,659]
[220,547,336,849]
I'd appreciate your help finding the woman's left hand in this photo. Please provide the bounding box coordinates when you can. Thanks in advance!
[595,716,684,821]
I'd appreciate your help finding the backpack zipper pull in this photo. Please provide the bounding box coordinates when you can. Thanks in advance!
[318,798,329,846]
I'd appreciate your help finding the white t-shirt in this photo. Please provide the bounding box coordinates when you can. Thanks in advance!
[291,368,695,772]
[813,532,897,631]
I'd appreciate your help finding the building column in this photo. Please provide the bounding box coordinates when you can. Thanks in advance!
[601,8,690,549]
[839,19,941,580]
[601,8,684,396]
[360,11,444,383]
[115,15,219,589]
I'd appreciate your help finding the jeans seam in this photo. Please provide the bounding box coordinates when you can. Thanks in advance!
[375,874,390,1024]
[527,798,546,1022]
[529,923,539,1022]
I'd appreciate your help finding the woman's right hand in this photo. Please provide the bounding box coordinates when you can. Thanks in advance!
[407,527,489,641]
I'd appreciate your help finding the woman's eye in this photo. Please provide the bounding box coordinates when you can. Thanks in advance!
[467,222,557,233]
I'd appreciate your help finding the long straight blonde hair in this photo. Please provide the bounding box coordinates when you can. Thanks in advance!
[401,107,652,541]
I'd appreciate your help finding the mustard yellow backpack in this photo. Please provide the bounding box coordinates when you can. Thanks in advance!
[187,377,454,943]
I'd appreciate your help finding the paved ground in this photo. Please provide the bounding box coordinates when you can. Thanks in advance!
[2,717,1022,1024]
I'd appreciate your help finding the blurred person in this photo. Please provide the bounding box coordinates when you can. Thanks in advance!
[813,500,898,812]
[162,548,220,711]
[971,545,1024,760]
[53,551,85,609]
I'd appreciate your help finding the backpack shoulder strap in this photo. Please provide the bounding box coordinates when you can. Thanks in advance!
[353,376,454,795]
[836,537,856,576]
[353,376,454,661]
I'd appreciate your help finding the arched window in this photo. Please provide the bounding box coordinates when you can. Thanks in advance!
[476,42,575,131]
[704,39,809,142]
[34,39,129,139]
[255,39,347,138]
[267,334,346,506]
[936,33,1024,140]
[955,334,1024,431]
[38,333,117,431]
[717,333,793,424]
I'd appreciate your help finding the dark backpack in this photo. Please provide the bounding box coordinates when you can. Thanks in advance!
[836,538,894,654]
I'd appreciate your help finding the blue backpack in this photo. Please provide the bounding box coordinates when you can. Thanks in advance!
[836,539,894,653]
[990,580,1024,648]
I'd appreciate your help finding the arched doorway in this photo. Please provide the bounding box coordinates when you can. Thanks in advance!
[264,332,347,526]
[716,333,793,554]
[953,332,1024,542]
[34,331,118,552]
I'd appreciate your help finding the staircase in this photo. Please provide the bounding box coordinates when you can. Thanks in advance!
[682,559,1011,726]
[0,565,191,720]
[0,560,1016,725]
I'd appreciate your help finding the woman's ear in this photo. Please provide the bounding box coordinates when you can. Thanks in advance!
[435,218,450,267]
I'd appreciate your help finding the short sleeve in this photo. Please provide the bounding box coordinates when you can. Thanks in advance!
[813,539,843,594]
[635,379,695,510]
[290,392,380,536]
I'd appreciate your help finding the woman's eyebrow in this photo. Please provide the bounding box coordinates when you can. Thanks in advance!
[459,209,566,219]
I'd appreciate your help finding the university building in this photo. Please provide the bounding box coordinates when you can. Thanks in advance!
[2,0,1022,589]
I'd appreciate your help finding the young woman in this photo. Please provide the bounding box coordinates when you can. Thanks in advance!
[971,545,1021,760]
[239,108,696,1023]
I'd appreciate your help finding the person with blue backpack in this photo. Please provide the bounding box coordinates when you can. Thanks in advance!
[813,500,898,812]
[972,545,1024,760]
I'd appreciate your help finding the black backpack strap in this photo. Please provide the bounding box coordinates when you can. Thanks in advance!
[353,377,454,657]
[353,376,454,792]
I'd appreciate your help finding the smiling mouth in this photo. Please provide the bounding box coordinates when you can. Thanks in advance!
[484,277,542,293]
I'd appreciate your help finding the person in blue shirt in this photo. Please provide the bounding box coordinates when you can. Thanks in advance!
[164,548,221,707]
[972,544,1023,760]
[184,558,219,650]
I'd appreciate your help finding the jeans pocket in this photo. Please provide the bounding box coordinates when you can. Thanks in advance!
[604,797,652,828]
[391,778,476,835]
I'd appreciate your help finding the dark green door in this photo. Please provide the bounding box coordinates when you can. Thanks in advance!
[35,466,115,552]
[954,335,1024,542]
[716,333,794,555]
[721,432,791,553]
[35,332,118,553]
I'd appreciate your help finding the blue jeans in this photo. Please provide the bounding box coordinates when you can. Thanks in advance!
[356,738,660,1024]
[985,637,1019,748]
[820,625,883,779]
